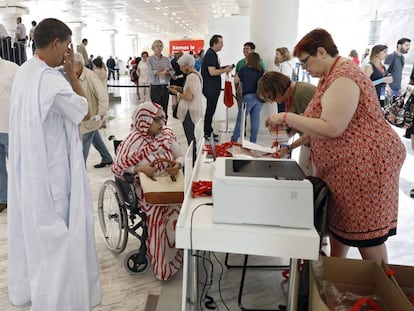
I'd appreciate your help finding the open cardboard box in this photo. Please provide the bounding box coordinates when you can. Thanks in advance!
[309,256,414,311]
[381,261,414,307]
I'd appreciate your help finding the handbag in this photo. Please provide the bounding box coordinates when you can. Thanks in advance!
[383,92,414,128]
[138,158,184,205]
[223,73,234,107]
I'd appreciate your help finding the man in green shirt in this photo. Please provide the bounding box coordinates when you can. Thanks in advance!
[235,42,265,106]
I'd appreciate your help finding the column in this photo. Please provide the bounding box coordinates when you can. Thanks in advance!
[127,34,138,57]
[249,0,300,135]
[67,22,86,49]
[249,0,299,71]
[107,30,116,57]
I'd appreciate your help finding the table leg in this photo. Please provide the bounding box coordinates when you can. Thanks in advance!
[181,250,189,311]
[188,250,199,311]
[287,258,299,311]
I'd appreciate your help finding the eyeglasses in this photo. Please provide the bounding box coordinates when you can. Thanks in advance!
[299,55,311,68]
[153,115,166,123]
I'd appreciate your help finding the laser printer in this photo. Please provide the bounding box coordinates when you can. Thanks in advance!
[212,157,314,229]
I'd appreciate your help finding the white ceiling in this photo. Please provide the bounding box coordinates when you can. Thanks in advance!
[0,0,252,38]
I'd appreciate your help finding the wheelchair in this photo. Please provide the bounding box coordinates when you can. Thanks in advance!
[97,136,151,275]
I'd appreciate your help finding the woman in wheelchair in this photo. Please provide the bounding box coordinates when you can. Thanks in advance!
[112,102,184,281]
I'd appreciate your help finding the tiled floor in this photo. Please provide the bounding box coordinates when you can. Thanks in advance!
[1,75,414,311]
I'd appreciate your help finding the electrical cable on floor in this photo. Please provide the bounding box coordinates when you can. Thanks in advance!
[190,203,216,310]
[199,251,215,310]
[211,252,230,311]
[202,251,217,310]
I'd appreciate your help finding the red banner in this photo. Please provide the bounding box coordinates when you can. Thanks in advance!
[169,39,204,54]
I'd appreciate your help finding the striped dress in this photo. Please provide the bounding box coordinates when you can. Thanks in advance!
[112,102,183,280]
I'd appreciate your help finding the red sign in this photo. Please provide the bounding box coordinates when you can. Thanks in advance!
[169,40,204,54]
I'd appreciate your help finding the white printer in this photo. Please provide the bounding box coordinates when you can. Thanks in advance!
[212,157,314,229]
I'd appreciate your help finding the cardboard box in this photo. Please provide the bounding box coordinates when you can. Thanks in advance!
[382,262,414,307]
[309,256,414,311]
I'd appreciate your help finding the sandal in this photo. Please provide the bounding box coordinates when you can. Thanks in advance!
[410,189,414,198]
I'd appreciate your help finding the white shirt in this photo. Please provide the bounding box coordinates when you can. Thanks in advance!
[15,23,26,40]
[279,60,296,78]
[0,57,19,133]
[138,60,150,84]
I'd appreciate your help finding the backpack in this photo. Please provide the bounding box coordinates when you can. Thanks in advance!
[130,64,138,83]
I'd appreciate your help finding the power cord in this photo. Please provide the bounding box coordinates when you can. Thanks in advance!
[190,203,216,310]
[211,252,230,311]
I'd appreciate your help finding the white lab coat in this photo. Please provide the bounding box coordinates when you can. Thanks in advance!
[8,57,101,310]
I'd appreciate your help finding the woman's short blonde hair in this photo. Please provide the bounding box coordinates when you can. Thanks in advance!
[276,47,292,62]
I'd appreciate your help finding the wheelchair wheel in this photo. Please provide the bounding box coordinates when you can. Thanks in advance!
[97,180,129,254]
[124,250,150,275]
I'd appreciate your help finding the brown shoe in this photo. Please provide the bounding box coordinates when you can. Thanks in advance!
[0,203,7,213]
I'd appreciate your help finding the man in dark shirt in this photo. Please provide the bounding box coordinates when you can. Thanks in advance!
[201,34,234,141]
[385,37,411,96]
[106,56,116,80]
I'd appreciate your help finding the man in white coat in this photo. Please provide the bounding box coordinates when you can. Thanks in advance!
[8,18,101,310]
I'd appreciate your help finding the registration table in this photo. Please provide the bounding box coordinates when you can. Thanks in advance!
[176,152,320,311]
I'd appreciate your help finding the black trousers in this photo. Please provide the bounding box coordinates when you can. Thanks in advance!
[182,111,196,160]
[203,90,220,136]
[150,85,170,117]
[107,69,115,80]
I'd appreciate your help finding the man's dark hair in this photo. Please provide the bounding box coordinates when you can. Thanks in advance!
[82,38,88,44]
[397,38,411,46]
[34,18,72,49]
[31,21,37,26]
[244,42,256,50]
[209,34,222,47]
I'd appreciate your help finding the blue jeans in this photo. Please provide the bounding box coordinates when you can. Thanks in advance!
[391,88,401,97]
[231,93,263,143]
[82,130,113,163]
[0,133,8,203]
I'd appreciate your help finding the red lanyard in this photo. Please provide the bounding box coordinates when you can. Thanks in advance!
[326,56,341,79]
[285,84,293,112]
[349,297,383,311]
[34,53,45,62]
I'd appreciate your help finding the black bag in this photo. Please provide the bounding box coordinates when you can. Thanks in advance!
[306,176,330,238]
[383,92,414,128]
[130,64,138,83]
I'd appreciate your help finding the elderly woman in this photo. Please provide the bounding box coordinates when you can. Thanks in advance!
[112,102,184,280]
[258,71,315,175]
[169,53,203,158]
[266,28,405,264]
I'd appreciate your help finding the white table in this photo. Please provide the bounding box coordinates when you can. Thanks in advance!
[176,152,320,311]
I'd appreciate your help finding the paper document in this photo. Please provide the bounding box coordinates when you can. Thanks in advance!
[242,140,276,153]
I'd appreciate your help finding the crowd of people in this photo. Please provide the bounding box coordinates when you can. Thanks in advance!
[1,15,414,311]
